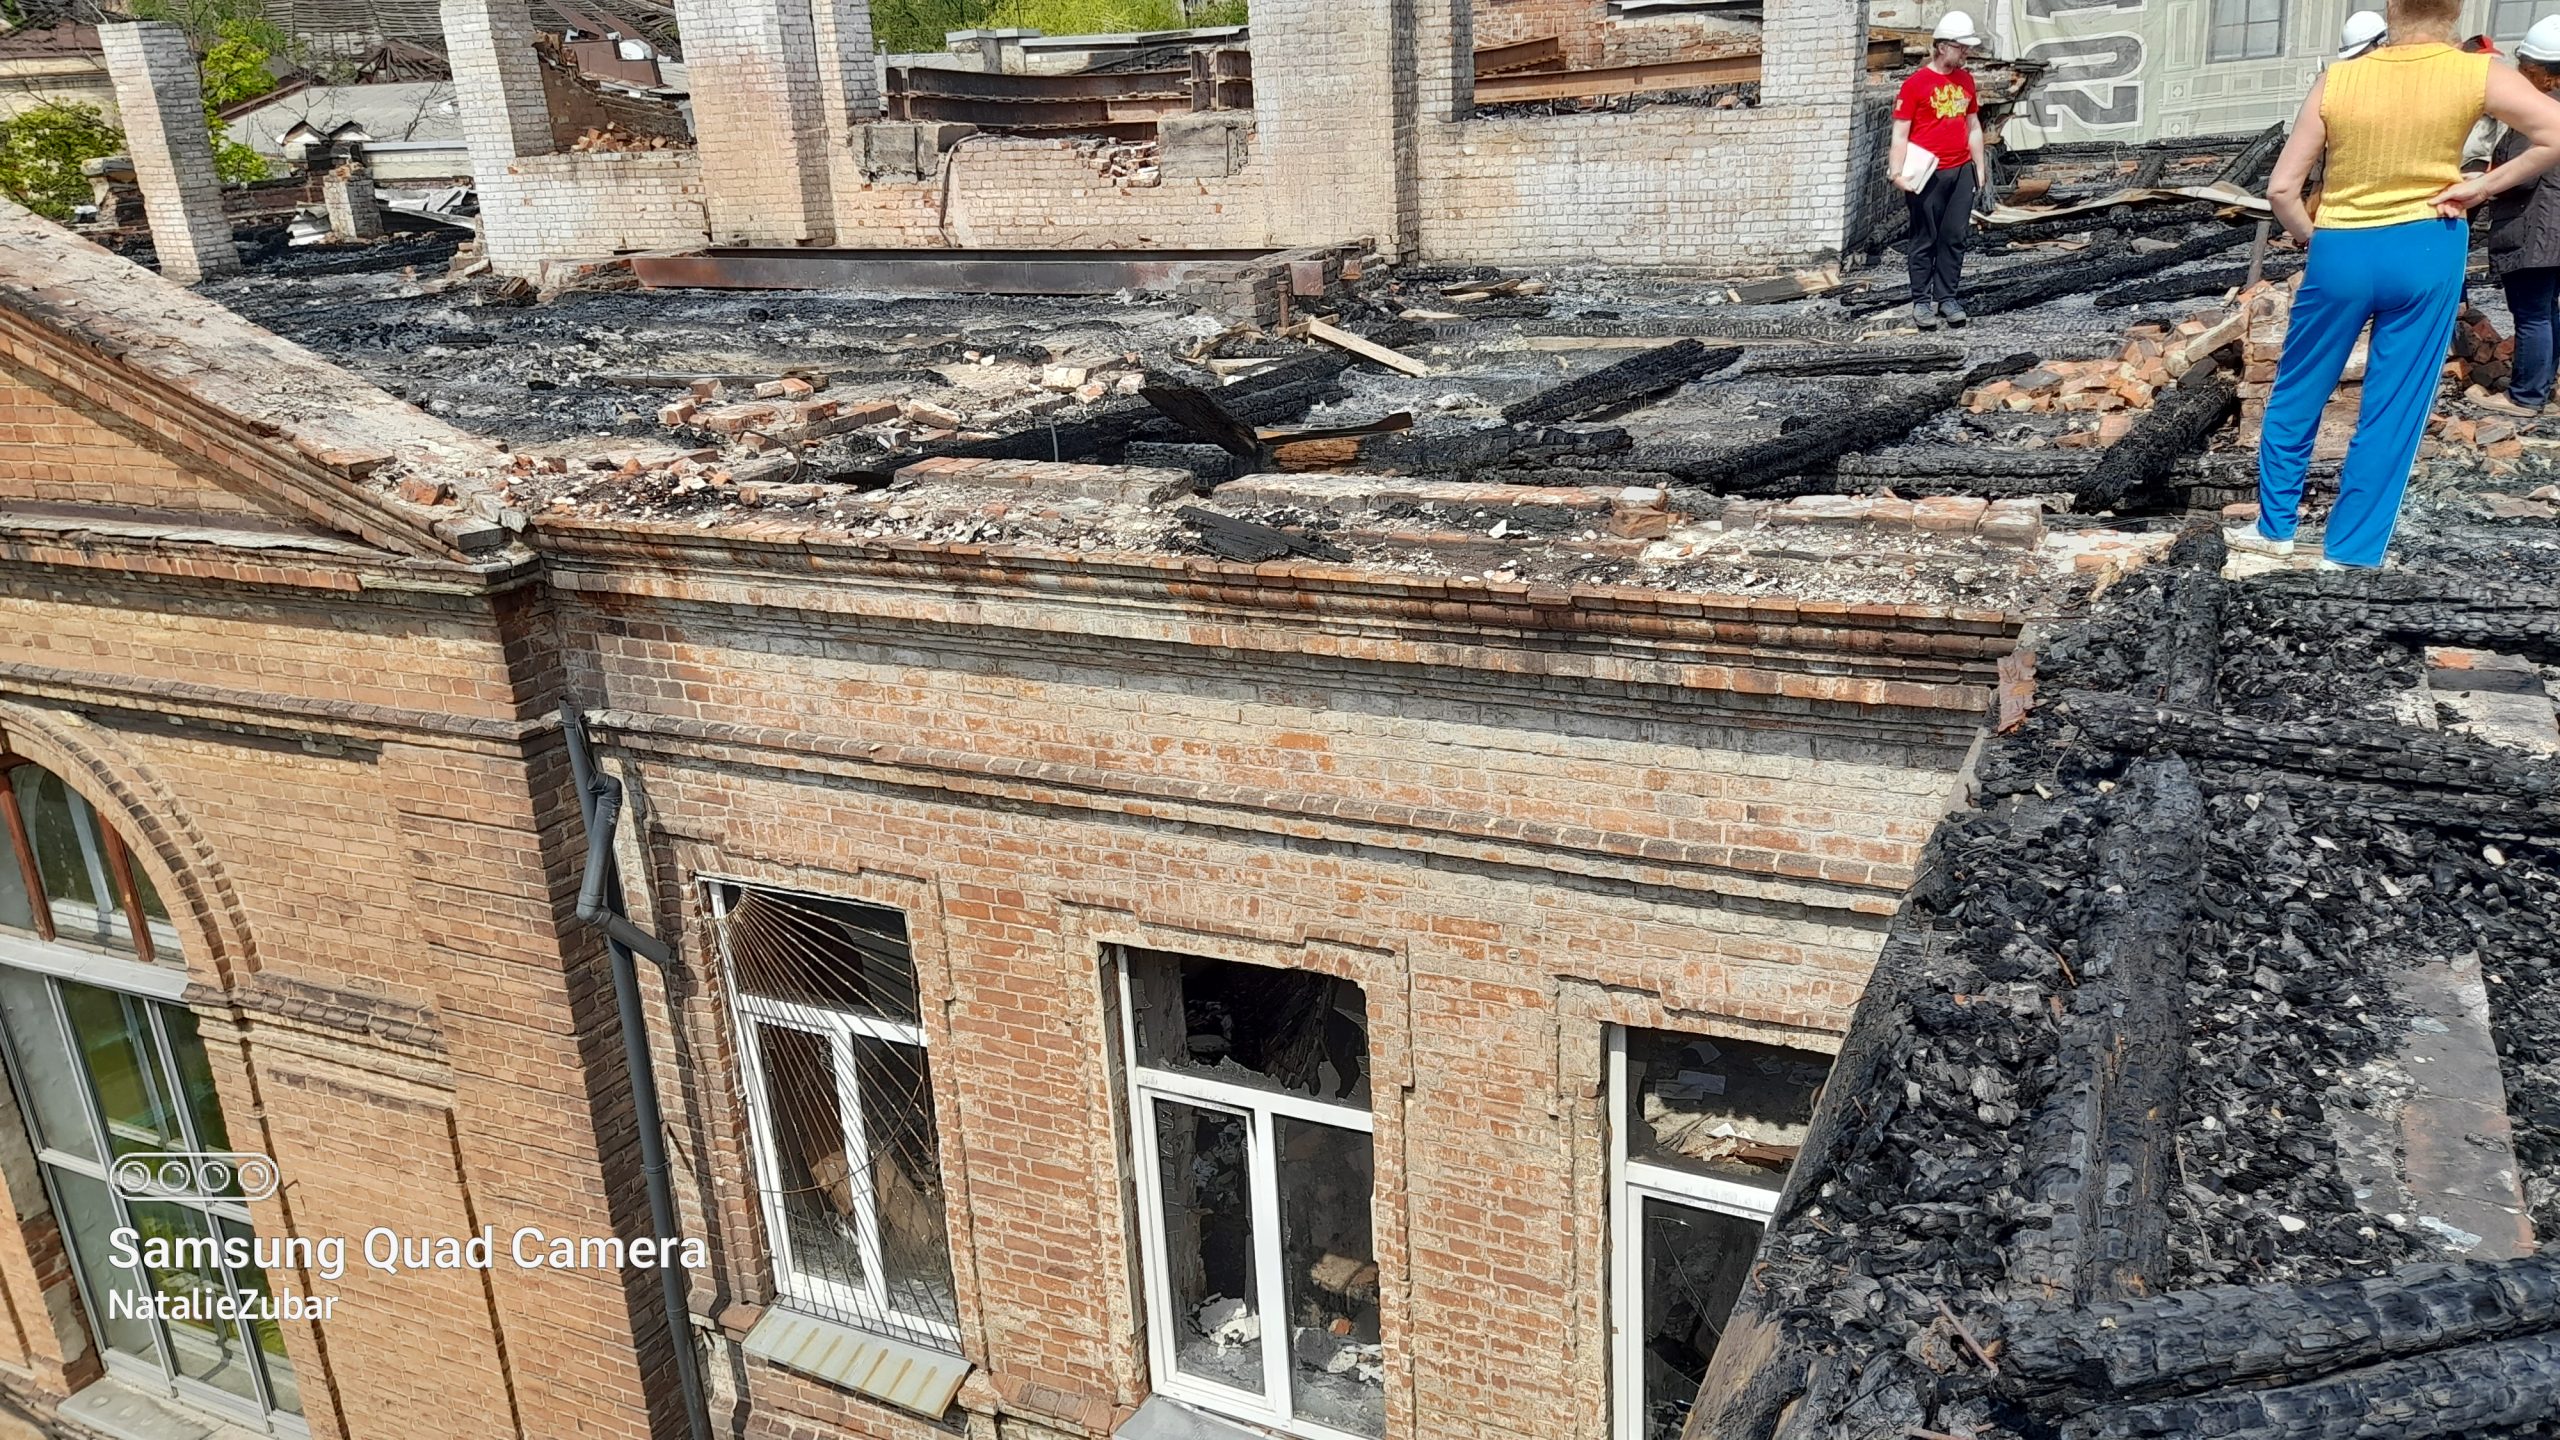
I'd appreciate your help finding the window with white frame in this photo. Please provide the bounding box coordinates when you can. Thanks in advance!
[1116,948,1381,1440]
[1609,1026,1831,1440]
[0,757,301,1428]
[711,883,958,1352]
[2206,0,2286,61]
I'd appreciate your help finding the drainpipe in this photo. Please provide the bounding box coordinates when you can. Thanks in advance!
[560,704,713,1440]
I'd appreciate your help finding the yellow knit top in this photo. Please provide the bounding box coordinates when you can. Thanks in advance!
[2318,42,2492,228]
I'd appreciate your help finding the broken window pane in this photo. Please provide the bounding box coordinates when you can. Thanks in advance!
[1155,1098,1263,1396]
[755,1022,868,1299]
[1639,1198,1763,1440]
[1624,1029,1829,1191]
[851,1032,956,1325]
[1128,949,1369,1104]
[1278,1117,1383,1437]
[721,885,921,1024]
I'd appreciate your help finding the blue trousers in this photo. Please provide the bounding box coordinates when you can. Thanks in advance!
[2503,265,2560,410]
[2256,217,2467,568]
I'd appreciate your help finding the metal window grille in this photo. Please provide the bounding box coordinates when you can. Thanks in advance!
[711,883,960,1353]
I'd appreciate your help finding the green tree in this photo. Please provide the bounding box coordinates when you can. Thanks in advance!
[0,102,125,220]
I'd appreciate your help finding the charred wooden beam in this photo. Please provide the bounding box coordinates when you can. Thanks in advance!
[2212,122,2287,192]
[1744,343,1967,376]
[2005,755,2205,1303]
[1675,354,2036,492]
[1175,505,1349,563]
[1357,423,1632,477]
[1997,1256,2560,1410]
[2095,257,2298,309]
[2072,360,2240,513]
[1967,225,2256,317]
[1141,383,1261,456]
[2083,1331,2560,1440]
[1500,339,1741,424]
[2241,574,2560,665]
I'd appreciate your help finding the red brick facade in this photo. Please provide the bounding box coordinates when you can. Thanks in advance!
[0,245,2019,1440]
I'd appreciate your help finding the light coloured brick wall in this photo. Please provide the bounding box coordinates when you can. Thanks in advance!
[476,150,713,266]
[1415,0,1868,267]
[1250,0,1422,254]
[673,0,838,244]
[97,22,237,283]
[323,167,385,240]
[831,136,1272,248]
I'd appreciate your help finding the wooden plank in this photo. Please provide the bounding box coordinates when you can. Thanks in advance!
[1474,52,1758,104]
[1306,318,1431,377]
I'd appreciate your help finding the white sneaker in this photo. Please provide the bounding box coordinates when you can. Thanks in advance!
[2224,524,2295,557]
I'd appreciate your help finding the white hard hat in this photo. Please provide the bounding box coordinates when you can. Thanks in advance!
[1933,10,1986,45]
[2338,9,2387,56]
[2520,13,2560,60]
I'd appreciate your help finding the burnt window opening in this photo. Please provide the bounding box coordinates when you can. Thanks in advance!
[1127,947,1370,1106]
[1610,1026,1832,1440]
[1118,948,1382,1438]
[713,883,956,1353]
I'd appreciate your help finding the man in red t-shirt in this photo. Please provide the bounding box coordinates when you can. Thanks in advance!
[1890,12,1994,329]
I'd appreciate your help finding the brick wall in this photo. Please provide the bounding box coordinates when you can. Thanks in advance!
[831,136,1271,248]
[672,0,838,244]
[98,22,238,283]
[1472,0,1757,69]
[477,151,714,263]
[0,370,276,517]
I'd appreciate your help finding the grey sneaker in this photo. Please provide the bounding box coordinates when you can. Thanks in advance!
[1913,299,1940,331]
[1939,298,1969,327]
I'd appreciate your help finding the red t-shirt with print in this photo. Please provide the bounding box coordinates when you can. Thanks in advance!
[1895,65,1979,171]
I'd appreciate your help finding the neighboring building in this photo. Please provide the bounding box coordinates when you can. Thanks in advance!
[224,81,470,180]
[0,21,116,125]
[1882,0,2533,145]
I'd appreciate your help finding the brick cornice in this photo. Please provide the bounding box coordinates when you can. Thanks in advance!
[534,516,2022,712]
[586,706,1911,919]
[0,661,556,749]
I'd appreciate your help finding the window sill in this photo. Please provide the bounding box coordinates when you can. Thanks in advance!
[740,1306,972,1421]
[56,1377,293,1440]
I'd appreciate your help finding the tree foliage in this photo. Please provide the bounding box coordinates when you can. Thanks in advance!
[870,0,1247,56]
[0,102,125,220]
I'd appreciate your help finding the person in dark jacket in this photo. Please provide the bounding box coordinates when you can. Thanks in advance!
[2484,16,2560,414]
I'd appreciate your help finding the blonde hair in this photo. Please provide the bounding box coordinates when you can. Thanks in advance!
[2386,0,2462,32]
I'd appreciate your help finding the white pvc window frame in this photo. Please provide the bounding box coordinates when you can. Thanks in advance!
[710,883,961,1350]
[1606,1026,1781,1440]
[1113,951,1378,1440]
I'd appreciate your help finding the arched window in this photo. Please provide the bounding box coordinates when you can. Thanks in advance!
[0,756,302,1428]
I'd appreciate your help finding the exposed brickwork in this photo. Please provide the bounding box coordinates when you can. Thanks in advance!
[97,22,238,283]
[1250,0,1422,253]
[481,151,712,265]
[831,136,1271,247]
[673,0,838,244]
[1473,0,1756,69]
[322,166,385,241]
[0,370,275,516]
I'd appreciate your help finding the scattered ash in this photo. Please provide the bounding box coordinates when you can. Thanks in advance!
[2215,578,2424,724]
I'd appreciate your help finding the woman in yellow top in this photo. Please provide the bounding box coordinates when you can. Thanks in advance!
[2237,0,2560,568]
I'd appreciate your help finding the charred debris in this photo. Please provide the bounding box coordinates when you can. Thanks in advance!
[1682,512,2560,1440]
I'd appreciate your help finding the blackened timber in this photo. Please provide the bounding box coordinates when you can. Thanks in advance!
[1743,342,1967,376]
[2212,122,2287,191]
[1175,506,1350,563]
[2062,691,2560,834]
[1967,225,2256,317]
[2072,361,2240,512]
[2085,1331,2560,1440]
[1677,354,2036,491]
[1357,423,1631,477]
[1140,383,1261,455]
[2006,756,2205,1303]
[1995,1256,2560,1409]
[1499,339,1740,424]
[2095,257,2298,309]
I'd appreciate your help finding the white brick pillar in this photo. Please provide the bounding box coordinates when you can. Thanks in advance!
[1250,0,1420,256]
[1761,0,1868,259]
[440,0,551,273]
[98,22,238,284]
[324,165,386,240]
[813,0,880,148]
[673,0,837,245]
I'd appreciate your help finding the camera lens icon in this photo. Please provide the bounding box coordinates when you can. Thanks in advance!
[110,1152,280,1201]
